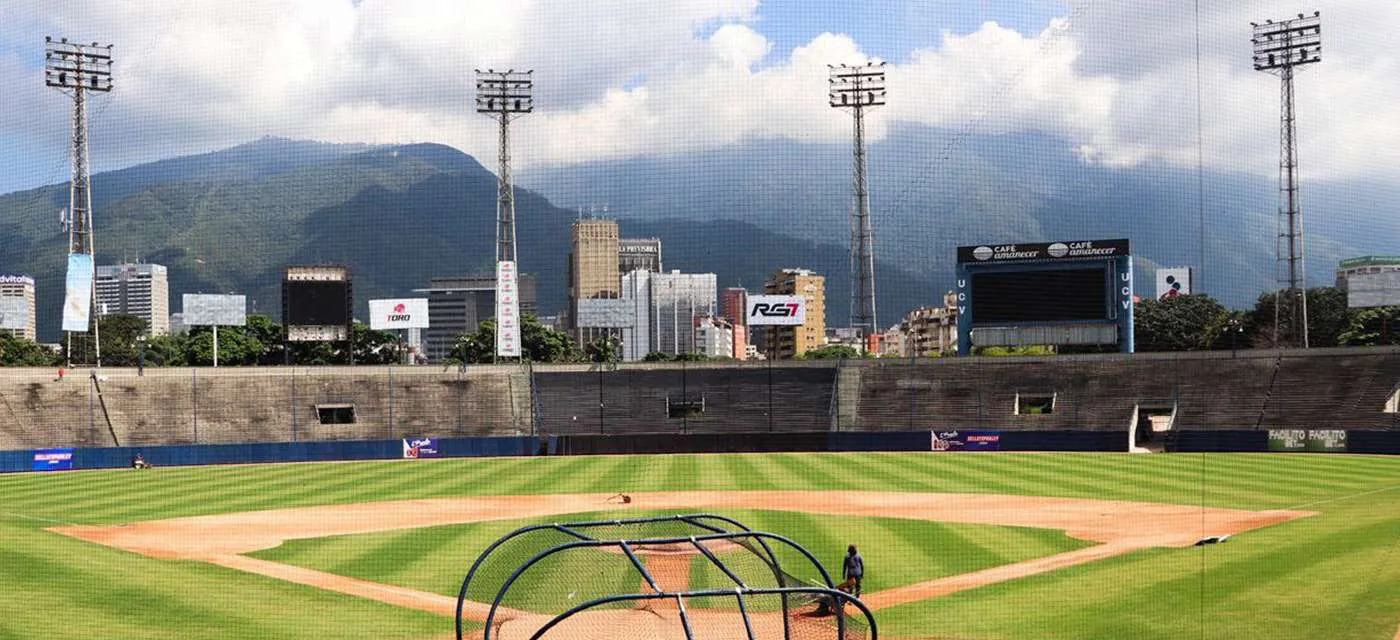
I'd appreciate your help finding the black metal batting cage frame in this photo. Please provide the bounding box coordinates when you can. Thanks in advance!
[456,513,877,640]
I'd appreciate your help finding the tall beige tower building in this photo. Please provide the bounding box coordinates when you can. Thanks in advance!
[0,275,37,341]
[569,219,620,339]
[95,263,170,335]
[764,268,825,359]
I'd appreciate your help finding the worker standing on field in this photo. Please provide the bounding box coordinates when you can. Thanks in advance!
[843,544,864,597]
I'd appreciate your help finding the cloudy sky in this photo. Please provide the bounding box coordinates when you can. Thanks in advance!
[1,0,1396,195]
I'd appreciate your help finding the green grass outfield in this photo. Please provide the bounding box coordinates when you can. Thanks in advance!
[0,452,1397,639]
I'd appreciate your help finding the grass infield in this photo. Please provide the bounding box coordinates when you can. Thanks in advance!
[0,452,1397,639]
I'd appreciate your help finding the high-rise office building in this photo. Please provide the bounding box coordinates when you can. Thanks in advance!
[763,268,825,359]
[569,219,620,341]
[650,271,717,356]
[416,274,537,363]
[721,287,749,326]
[95,264,170,335]
[0,275,37,341]
[618,238,662,275]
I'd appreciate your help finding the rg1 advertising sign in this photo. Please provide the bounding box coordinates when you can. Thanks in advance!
[369,298,429,330]
[495,261,521,358]
[930,431,1002,452]
[746,295,807,326]
[32,448,75,471]
[402,438,440,459]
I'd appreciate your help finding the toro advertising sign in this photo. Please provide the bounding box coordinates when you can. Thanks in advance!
[957,239,1130,264]
[746,295,807,326]
[369,298,429,330]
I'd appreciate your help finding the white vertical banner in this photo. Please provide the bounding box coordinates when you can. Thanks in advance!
[495,261,521,358]
[62,254,95,332]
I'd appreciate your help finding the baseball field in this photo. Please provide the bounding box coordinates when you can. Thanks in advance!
[2,452,1398,639]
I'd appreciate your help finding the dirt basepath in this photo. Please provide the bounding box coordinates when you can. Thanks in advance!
[50,491,1312,620]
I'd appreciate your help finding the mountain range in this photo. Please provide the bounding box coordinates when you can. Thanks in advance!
[3,131,1394,342]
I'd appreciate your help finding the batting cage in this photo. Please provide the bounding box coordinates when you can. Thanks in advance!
[456,513,876,640]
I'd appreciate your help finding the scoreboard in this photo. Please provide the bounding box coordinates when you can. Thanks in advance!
[956,239,1133,355]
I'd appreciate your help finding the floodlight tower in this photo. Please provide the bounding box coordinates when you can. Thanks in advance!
[46,36,113,366]
[829,62,886,347]
[1252,12,1321,349]
[475,69,533,265]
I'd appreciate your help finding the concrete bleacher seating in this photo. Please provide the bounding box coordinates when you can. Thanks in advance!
[2,347,1396,451]
[847,347,1400,432]
[534,364,836,435]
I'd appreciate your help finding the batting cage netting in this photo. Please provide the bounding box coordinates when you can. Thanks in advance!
[457,513,874,640]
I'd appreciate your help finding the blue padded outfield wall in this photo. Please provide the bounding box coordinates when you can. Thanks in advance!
[0,436,539,473]
[5,429,1394,473]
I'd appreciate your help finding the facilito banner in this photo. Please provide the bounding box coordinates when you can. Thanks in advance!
[402,437,440,459]
[32,448,74,471]
[61,254,94,332]
[495,261,521,357]
[1268,429,1347,453]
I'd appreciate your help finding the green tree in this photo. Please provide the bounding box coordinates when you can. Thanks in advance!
[0,333,61,366]
[93,314,149,366]
[243,315,287,365]
[801,345,860,360]
[352,322,405,365]
[184,326,265,366]
[584,336,621,364]
[141,334,187,367]
[1245,287,1353,348]
[1132,294,1232,352]
[1338,306,1400,346]
[450,315,578,364]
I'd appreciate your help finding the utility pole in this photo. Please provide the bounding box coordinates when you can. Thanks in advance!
[476,69,533,361]
[46,37,112,368]
[829,62,886,351]
[1252,13,1321,349]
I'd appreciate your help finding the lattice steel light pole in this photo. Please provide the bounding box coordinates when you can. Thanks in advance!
[476,69,533,361]
[1252,12,1321,348]
[829,62,886,348]
[46,36,113,366]
[475,69,533,265]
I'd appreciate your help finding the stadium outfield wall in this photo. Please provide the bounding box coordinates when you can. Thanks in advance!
[1,347,1397,464]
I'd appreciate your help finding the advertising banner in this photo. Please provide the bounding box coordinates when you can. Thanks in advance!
[32,448,75,471]
[930,431,1002,452]
[1156,267,1193,299]
[746,295,807,326]
[62,254,94,332]
[402,437,440,459]
[182,294,248,326]
[0,297,29,330]
[369,298,429,330]
[1268,429,1348,453]
[957,239,1130,264]
[495,261,521,357]
[1304,430,1347,452]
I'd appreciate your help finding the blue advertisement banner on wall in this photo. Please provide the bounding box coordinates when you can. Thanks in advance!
[930,431,1002,452]
[32,448,75,471]
[402,437,440,459]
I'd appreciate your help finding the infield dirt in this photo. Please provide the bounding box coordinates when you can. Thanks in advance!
[51,491,1311,622]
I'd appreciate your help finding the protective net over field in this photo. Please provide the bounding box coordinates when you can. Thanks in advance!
[457,514,870,640]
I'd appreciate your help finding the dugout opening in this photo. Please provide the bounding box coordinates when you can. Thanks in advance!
[1130,403,1176,453]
